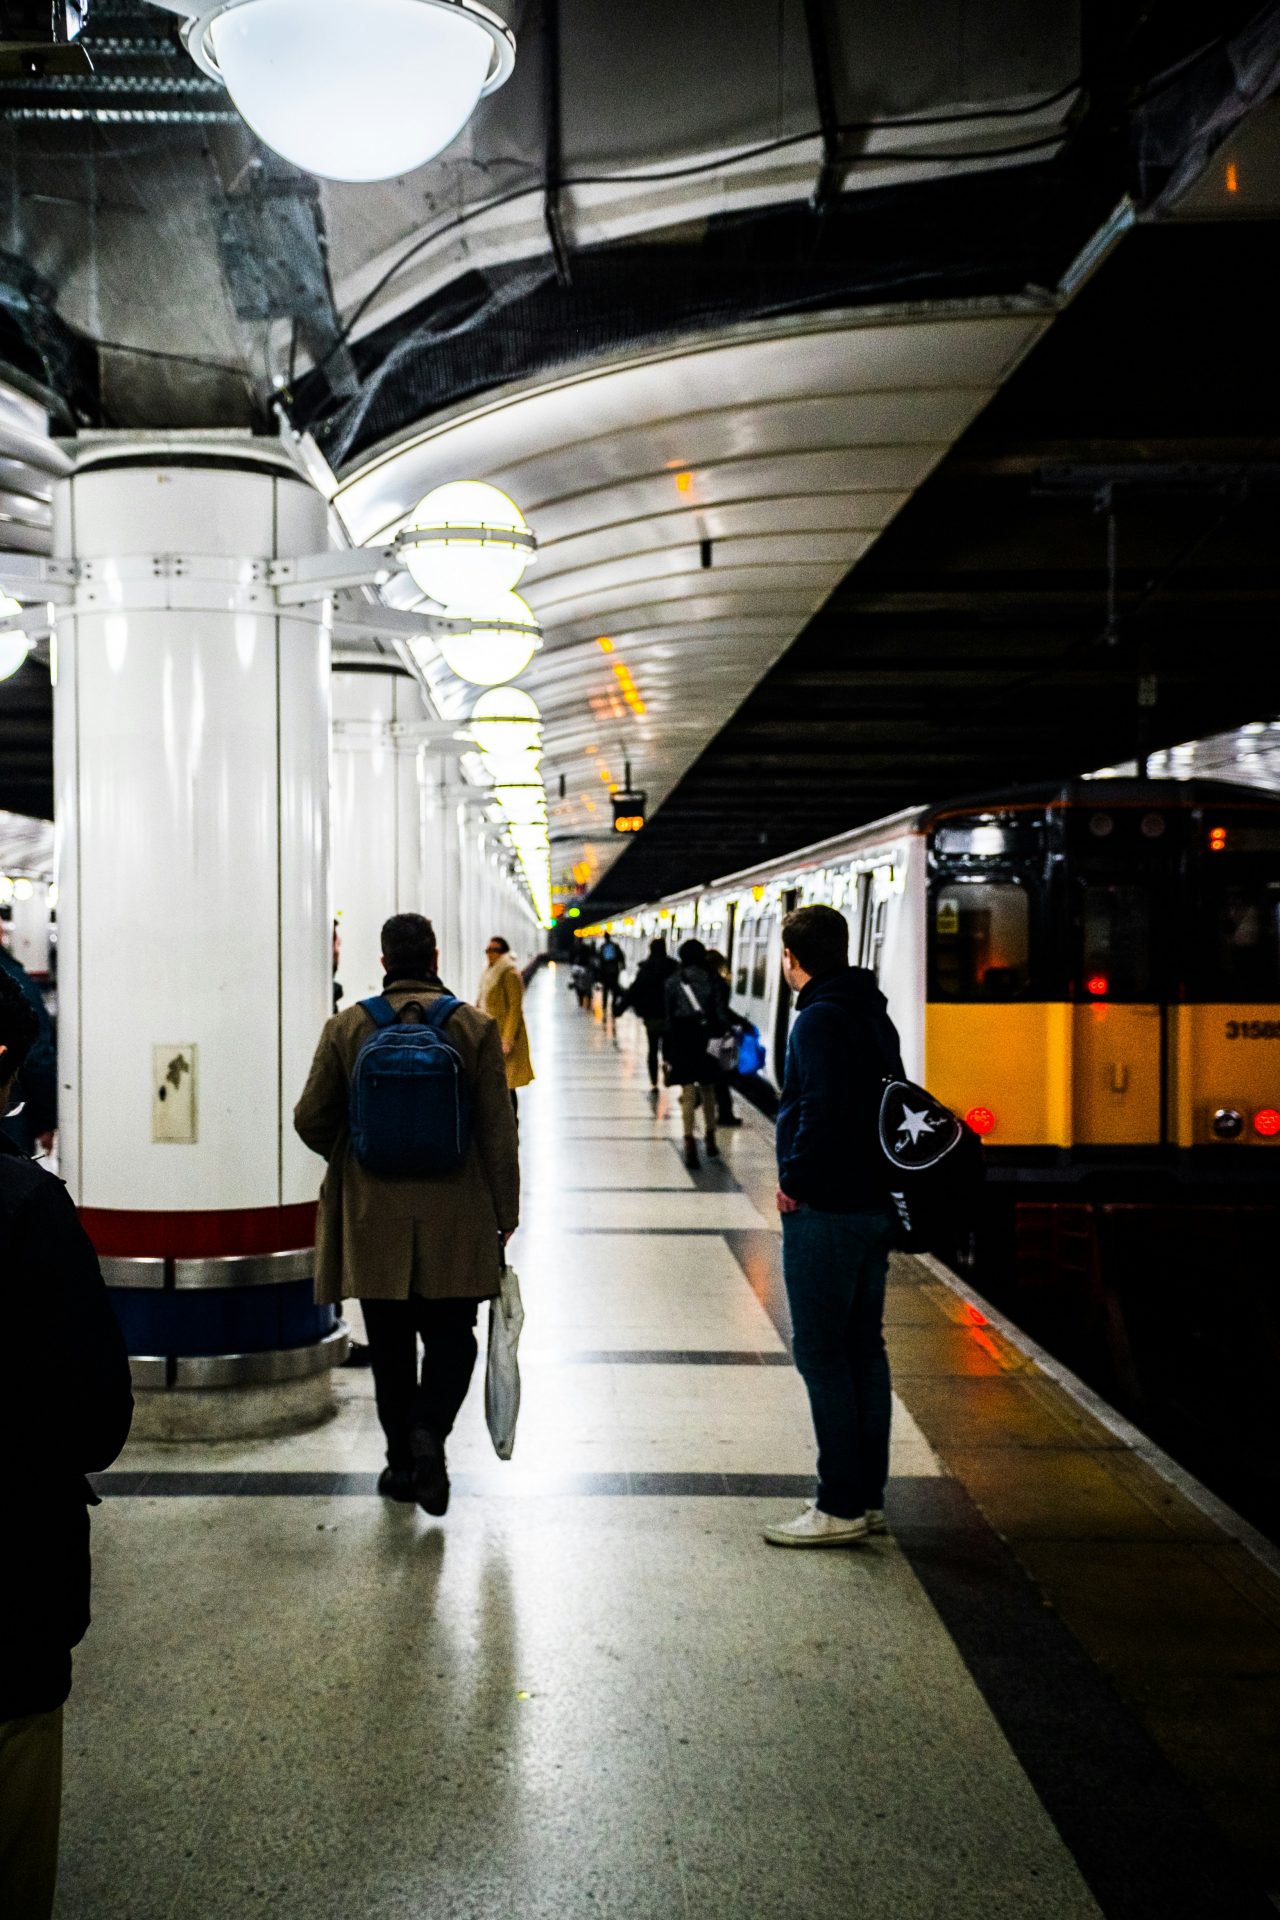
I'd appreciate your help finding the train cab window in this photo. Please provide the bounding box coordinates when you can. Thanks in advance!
[751,919,774,999]
[1206,876,1280,998]
[735,931,751,998]
[1078,883,1153,1000]
[932,881,1030,999]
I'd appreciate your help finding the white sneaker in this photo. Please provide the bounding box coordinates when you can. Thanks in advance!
[762,1502,869,1548]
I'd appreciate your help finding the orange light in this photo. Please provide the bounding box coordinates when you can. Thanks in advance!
[1253,1108,1280,1138]
[963,1302,989,1327]
[613,814,644,835]
[1086,973,1109,998]
[1209,826,1228,852]
[965,1106,995,1136]
[1226,161,1239,194]
[674,471,693,494]
[596,636,614,653]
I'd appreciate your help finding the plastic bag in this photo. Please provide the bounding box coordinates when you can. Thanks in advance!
[485,1262,525,1460]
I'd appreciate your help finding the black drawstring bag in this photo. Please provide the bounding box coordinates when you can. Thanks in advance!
[877,1078,985,1252]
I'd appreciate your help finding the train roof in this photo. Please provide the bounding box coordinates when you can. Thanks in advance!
[920,776,1280,826]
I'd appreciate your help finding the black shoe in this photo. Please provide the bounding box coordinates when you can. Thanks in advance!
[705,1136,721,1160]
[683,1138,700,1171]
[717,1115,743,1128]
[377,1465,416,1503]
[342,1340,372,1368]
[409,1426,450,1516]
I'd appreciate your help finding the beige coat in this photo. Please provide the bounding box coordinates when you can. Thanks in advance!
[293,979,520,1305]
[476,953,534,1091]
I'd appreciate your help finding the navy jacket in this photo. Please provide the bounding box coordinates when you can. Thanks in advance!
[0,946,57,1151]
[0,1137,134,1717]
[776,966,903,1213]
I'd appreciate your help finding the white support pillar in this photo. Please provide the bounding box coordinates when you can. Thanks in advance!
[52,440,344,1437]
[331,666,428,1006]
[7,878,52,978]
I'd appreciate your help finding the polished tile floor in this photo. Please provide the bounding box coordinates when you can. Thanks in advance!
[58,971,1226,1917]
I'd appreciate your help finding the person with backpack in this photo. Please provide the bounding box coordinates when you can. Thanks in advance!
[763,903,903,1550]
[662,938,728,1170]
[0,970,134,1919]
[596,935,624,1028]
[617,937,676,1092]
[294,912,519,1516]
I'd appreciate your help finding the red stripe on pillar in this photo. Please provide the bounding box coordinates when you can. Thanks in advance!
[80,1203,318,1259]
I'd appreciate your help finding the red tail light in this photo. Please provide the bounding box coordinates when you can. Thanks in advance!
[1253,1108,1280,1138]
[966,1106,995,1136]
[1086,973,1109,997]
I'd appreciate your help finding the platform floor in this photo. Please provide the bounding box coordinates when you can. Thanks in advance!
[70,970,1280,1918]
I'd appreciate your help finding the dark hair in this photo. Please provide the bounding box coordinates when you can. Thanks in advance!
[0,969,39,1086]
[678,938,707,968]
[648,938,667,959]
[705,949,727,973]
[381,912,437,978]
[781,904,848,976]
[487,936,510,954]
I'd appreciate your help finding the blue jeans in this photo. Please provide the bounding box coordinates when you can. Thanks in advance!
[781,1206,894,1519]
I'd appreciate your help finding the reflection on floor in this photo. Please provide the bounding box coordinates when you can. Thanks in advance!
[62,972,1276,1918]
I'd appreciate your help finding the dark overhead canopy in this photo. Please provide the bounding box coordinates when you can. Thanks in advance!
[584,217,1280,912]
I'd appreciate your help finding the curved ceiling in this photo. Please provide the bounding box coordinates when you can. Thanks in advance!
[334,302,1050,896]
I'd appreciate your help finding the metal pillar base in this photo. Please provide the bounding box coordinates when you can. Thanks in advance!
[127,1326,349,1441]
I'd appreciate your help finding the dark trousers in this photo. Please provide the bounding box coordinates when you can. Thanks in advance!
[643,1016,664,1086]
[360,1295,480,1470]
[781,1206,894,1519]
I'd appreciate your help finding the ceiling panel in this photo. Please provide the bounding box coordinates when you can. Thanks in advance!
[333,305,1049,894]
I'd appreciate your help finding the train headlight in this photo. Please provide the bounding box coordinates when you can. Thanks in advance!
[1211,1108,1244,1139]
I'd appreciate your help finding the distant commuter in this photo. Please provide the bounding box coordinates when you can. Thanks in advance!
[618,937,677,1091]
[476,936,534,1113]
[765,904,903,1548]
[570,959,593,1009]
[663,937,728,1169]
[596,935,624,1027]
[294,912,518,1515]
[704,948,743,1129]
[0,971,133,1919]
[0,935,56,1156]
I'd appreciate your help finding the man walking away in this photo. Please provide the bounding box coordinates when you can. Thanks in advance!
[0,972,134,1919]
[294,913,519,1515]
[764,904,901,1548]
[618,937,676,1094]
[476,936,534,1115]
[663,938,727,1170]
[596,935,623,1028]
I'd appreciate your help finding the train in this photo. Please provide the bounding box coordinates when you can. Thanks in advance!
[581,778,1280,1508]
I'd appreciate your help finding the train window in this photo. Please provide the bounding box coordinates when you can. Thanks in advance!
[751,920,773,999]
[865,894,889,979]
[1078,883,1153,1000]
[1205,876,1280,997]
[932,882,1030,999]
[735,931,750,998]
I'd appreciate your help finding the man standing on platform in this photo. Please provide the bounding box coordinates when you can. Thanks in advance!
[763,904,902,1548]
[294,913,519,1516]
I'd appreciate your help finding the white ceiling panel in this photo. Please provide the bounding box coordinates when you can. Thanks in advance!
[333,303,1051,894]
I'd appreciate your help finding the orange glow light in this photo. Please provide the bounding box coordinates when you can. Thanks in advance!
[1254,1108,1280,1138]
[966,1106,996,1137]
[675,471,693,494]
[964,1302,989,1328]
[1086,973,1109,998]
[596,636,614,653]
[1226,161,1239,194]
[1209,826,1228,852]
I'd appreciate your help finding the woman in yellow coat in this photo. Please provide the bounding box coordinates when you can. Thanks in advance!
[477,937,535,1108]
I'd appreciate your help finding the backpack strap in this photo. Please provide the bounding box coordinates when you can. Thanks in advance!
[358,995,399,1028]
[418,994,461,1031]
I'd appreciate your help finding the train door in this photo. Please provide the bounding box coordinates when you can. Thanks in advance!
[773,888,799,1073]
[1069,867,1166,1148]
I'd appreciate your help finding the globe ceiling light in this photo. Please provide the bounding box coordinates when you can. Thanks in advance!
[0,596,31,683]
[185,0,516,183]
[401,480,535,605]
[469,685,542,757]
[435,592,541,687]
[494,783,547,826]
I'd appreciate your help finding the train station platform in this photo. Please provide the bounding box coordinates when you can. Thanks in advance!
[74,970,1280,1920]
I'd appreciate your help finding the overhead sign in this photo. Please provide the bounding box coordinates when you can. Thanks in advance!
[612,790,647,834]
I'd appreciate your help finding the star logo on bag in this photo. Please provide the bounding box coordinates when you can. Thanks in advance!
[896,1105,938,1147]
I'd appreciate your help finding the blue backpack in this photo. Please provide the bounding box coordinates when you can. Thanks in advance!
[349,995,471,1178]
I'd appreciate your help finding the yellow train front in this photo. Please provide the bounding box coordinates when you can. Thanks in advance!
[920,778,1280,1461]
[923,777,1280,1173]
